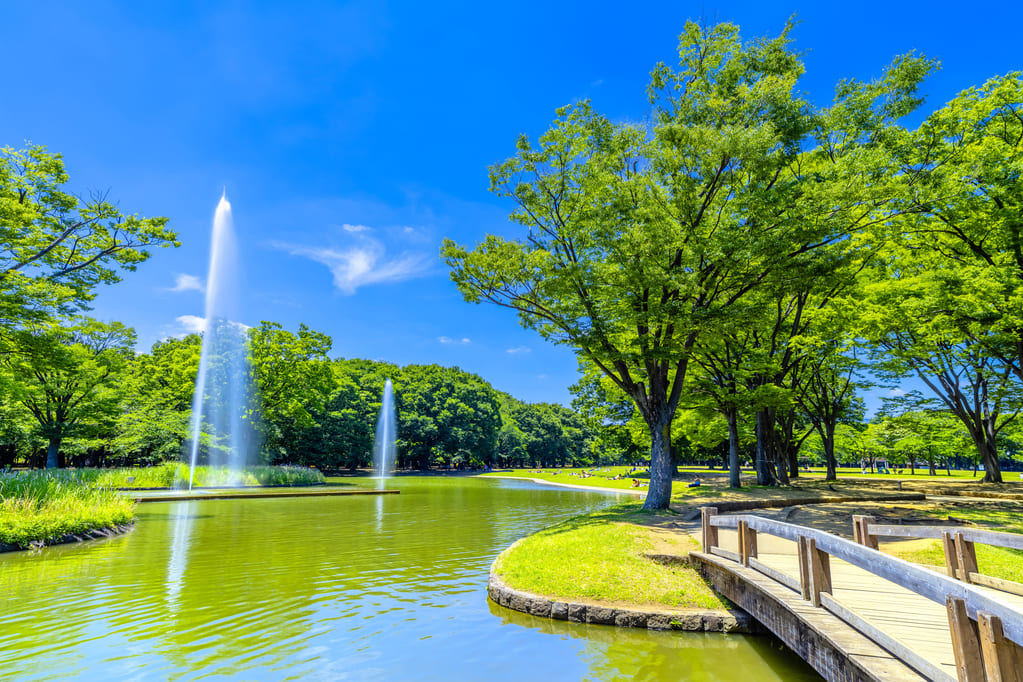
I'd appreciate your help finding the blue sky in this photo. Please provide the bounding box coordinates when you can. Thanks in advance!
[3,1,1021,408]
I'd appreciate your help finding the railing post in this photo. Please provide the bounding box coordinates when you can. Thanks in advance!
[738,520,757,567]
[947,596,984,682]
[955,532,979,584]
[852,515,878,550]
[797,535,811,601]
[977,611,1023,682]
[807,538,832,608]
[701,507,718,554]
[943,531,961,579]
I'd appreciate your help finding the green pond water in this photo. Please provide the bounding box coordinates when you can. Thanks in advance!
[0,476,819,681]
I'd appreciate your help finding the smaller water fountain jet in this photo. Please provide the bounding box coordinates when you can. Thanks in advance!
[373,379,396,489]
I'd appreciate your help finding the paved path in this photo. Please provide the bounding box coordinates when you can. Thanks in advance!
[713,525,1023,681]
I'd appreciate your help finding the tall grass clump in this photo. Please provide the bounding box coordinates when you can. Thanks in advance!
[0,470,135,549]
[83,464,326,489]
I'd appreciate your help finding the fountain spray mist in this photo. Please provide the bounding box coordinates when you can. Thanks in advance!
[373,379,396,489]
[186,193,252,490]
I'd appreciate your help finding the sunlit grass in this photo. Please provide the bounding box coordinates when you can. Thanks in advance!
[0,470,135,548]
[889,504,1023,583]
[494,502,729,610]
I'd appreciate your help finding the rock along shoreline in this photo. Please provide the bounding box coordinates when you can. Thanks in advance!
[0,523,135,554]
[487,540,759,634]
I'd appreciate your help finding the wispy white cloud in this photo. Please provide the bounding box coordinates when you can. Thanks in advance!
[438,336,470,345]
[506,346,531,354]
[176,315,207,335]
[277,228,432,295]
[164,315,251,339]
[166,273,204,293]
[886,388,907,397]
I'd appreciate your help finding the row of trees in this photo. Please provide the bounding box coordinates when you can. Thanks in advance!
[0,317,601,471]
[443,20,1023,508]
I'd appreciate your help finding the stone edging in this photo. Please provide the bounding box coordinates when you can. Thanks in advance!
[0,523,134,554]
[487,542,759,633]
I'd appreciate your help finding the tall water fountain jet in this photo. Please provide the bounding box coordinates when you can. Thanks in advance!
[186,193,253,490]
[373,379,396,489]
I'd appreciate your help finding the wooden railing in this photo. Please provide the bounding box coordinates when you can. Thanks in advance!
[701,507,1023,682]
[854,515,1023,598]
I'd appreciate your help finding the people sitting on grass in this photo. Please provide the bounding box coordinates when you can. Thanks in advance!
[687,476,701,488]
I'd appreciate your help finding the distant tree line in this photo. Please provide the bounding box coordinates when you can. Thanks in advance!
[0,317,612,471]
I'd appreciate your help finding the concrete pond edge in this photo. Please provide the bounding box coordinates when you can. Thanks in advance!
[487,540,760,634]
[0,523,135,554]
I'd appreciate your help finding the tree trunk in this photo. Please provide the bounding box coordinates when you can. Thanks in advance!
[769,408,788,485]
[975,433,1002,483]
[726,408,741,488]
[755,410,775,486]
[643,414,674,510]
[779,410,800,479]
[822,423,837,481]
[46,436,61,469]
[964,418,1002,483]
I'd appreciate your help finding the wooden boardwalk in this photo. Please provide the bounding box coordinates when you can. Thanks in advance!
[693,514,1023,682]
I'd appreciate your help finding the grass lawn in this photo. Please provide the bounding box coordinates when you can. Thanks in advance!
[493,501,730,610]
[482,466,656,492]
[887,503,1023,584]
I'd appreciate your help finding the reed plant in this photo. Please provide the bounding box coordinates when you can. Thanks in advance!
[87,463,326,488]
[0,469,135,548]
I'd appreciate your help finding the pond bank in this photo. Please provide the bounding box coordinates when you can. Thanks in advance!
[0,522,134,554]
[488,542,757,633]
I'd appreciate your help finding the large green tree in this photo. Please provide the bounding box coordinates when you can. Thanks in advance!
[113,335,200,465]
[0,144,177,326]
[395,365,501,469]
[896,74,1023,383]
[1,318,134,467]
[249,321,333,458]
[445,21,932,507]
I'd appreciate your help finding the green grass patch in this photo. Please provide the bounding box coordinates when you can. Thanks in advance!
[494,502,729,610]
[889,503,1023,583]
[893,541,1023,584]
[0,470,136,548]
[483,466,719,496]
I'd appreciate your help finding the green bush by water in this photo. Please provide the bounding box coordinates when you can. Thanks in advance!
[0,464,326,548]
[88,463,326,488]
[0,470,136,548]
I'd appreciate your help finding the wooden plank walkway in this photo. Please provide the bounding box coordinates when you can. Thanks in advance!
[711,526,1023,681]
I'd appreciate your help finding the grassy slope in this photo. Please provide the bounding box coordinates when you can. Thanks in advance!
[494,502,729,610]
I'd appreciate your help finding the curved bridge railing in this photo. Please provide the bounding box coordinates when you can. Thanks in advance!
[701,508,1023,682]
